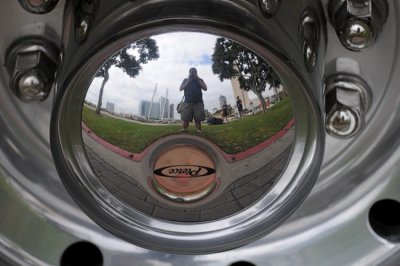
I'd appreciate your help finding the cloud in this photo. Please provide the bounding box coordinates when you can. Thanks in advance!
[85,32,275,116]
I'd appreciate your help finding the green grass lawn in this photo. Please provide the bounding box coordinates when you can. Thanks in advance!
[82,97,293,154]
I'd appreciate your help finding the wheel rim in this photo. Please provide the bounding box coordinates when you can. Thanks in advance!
[1,0,400,264]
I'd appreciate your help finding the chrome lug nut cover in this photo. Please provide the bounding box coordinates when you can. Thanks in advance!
[17,71,47,101]
[325,74,372,138]
[259,0,281,17]
[326,107,359,137]
[18,0,59,14]
[5,38,59,103]
[342,19,375,51]
[329,0,388,51]
[76,19,90,43]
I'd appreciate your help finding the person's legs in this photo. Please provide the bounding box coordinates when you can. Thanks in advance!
[194,120,201,132]
[182,120,190,130]
[193,103,205,132]
[180,103,193,131]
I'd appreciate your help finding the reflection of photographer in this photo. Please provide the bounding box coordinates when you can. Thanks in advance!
[179,67,207,132]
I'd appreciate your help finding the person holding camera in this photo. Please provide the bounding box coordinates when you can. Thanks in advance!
[179,67,207,132]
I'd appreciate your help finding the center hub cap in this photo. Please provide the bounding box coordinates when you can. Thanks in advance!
[152,145,217,202]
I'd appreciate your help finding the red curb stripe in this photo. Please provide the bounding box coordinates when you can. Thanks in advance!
[219,118,295,162]
[82,118,295,163]
[82,123,150,162]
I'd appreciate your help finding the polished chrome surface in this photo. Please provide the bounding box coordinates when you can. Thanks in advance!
[342,19,374,50]
[5,38,58,103]
[326,107,359,137]
[17,71,47,101]
[76,19,89,43]
[347,0,372,17]
[80,33,296,220]
[18,0,59,14]
[52,11,322,250]
[329,0,388,51]
[258,0,281,17]
[325,74,372,138]
[1,0,400,264]
[300,10,320,72]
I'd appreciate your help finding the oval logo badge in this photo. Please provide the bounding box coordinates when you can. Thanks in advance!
[152,144,217,197]
[153,165,216,178]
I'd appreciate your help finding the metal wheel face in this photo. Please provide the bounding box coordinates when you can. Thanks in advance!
[51,9,323,252]
[1,0,400,265]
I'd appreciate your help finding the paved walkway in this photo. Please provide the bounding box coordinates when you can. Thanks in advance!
[83,129,293,222]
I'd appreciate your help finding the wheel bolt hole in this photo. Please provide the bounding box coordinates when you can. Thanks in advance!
[230,261,256,266]
[369,199,400,242]
[60,241,103,266]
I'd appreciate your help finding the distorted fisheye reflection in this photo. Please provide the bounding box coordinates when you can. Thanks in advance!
[82,32,294,220]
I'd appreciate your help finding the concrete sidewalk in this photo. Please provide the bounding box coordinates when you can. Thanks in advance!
[83,128,293,222]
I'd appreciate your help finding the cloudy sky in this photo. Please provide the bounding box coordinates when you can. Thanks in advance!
[85,32,274,116]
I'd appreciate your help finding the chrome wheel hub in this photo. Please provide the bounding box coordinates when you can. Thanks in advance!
[1,0,400,265]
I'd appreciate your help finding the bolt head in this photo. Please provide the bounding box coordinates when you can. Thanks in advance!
[17,71,48,102]
[18,0,58,14]
[28,0,46,7]
[326,107,360,138]
[259,0,281,17]
[304,42,317,72]
[76,19,90,43]
[342,19,375,50]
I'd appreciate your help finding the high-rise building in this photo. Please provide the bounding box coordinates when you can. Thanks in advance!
[139,100,150,117]
[160,96,170,119]
[152,102,160,119]
[169,104,174,119]
[106,102,115,113]
[219,95,227,107]
[231,77,251,109]
[139,100,160,119]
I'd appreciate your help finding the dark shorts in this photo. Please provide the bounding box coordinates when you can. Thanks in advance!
[181,102,205,121]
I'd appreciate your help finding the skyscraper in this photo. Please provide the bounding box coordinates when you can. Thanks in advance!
[169,104,174,119]
[106,102,115,113]
[160,96,170,119]
[219,95,227,107]
[231,77,251,109]
[139,100,160,119]
[139,100,150,117]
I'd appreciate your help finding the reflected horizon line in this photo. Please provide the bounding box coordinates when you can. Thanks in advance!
[81,119,295,163]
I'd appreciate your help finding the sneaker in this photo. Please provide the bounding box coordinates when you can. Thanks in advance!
[180,128,188,132]
[196,129,202,133]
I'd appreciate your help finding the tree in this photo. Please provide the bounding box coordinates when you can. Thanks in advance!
[95,38,159,114]
[227,104,234,117]
[211,38,281,113]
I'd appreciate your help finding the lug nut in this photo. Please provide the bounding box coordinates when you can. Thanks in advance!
[6,38,58,103]
[76,18,90,43]
[325,74,372,138]
[342,19,374,50]
[259,0,281,18]
[18,0,59,14]
[329,0,388,51]
[74,0,99,43]
[326,107,359,137]
[17,71,47,102]
[300,10,320,72]
[304,42,317,72]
